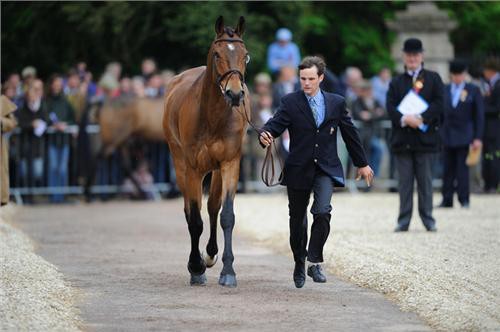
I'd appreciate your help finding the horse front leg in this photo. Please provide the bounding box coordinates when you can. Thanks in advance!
[184,168,206,286]
[205,170,222,268]
[218,160,240,287]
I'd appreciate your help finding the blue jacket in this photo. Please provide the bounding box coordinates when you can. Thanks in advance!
[441,83,484,147]
[262,90,368,190]
[266,42,301,74]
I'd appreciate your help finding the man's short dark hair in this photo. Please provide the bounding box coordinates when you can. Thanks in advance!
[298,56,326,76]
[483,56,500,71]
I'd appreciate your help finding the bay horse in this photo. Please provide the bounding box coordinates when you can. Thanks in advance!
[84,97,167,200]
[163,16,250,287]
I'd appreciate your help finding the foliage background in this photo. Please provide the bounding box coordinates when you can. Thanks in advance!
[2,1,499,81]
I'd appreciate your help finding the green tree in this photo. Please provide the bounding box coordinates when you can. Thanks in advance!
[1,2,498,82]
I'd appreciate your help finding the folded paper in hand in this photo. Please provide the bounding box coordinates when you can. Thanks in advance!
[466,146,482,166]
[397,90,429,115]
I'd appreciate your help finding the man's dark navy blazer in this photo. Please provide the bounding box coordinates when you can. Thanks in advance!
[262,90,368,190]
[441,82,484,147]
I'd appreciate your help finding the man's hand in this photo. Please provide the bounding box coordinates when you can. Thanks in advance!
[402,114,423,129]
[360,110,371,121]
[356,165,374,187]
[32,119,43,128]
[54,122,67,132]
[471,139,482,150]
[259,130,274,147]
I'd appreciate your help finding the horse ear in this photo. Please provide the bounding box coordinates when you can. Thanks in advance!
[235,16,245,36]
[215,16,224,35]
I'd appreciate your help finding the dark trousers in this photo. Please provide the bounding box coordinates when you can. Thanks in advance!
[482,135,500,191]
[442,146,470,206]
[395,152,436,229]
[287,168,333,264]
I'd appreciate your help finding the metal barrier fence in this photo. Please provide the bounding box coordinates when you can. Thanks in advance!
[8,124,174,204]
[7,120,443,204]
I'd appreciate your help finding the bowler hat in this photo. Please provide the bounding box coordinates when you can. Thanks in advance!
[402,38,424,53]
[449,60,467,74]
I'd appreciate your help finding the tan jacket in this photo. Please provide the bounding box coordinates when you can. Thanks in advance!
[1,96,18,205]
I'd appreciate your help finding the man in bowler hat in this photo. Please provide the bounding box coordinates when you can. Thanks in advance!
[481,57,500,193]
[439,60,484,208]
[259,56,373,288]
[386,38,444,232]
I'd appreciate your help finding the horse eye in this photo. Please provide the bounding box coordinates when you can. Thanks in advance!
[245,54,250,64]
[214,52,220,60]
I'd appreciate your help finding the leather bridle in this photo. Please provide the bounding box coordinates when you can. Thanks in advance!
[212,38,246,94]
[212,37,283,187]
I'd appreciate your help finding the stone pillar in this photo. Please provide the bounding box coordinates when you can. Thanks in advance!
[386,1,457,82]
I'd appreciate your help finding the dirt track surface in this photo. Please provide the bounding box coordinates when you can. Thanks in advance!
[13,200,429,331]
[236,193,500,331]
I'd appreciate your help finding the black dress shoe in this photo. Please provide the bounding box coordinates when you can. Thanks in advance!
[293,262,305,288]
[307,264,327,283]
[394,225,409,232]
[461,202,470,209]
[426,225,437,232]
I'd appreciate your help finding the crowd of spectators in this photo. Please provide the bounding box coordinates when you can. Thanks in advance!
[2,58,176,203]
[1,27,498,204]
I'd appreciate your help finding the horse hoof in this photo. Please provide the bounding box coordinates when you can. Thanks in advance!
[204,252,218,268]
[190,273,207,286]
[218,274,237,287]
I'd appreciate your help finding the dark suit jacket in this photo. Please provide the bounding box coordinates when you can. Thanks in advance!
[262,90,368,190]
[320,69,344,96]
[387,68,444,153]
[441,83,484,147]
[484,79,500,141]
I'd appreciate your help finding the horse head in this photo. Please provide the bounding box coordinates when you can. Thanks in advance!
[210,16,250,107]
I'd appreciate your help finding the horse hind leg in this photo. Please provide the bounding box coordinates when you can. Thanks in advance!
[84,146,105,202]
[184,171,207,286]
[205,170,222,268]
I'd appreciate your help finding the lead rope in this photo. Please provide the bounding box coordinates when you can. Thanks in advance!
[236,99,284,187]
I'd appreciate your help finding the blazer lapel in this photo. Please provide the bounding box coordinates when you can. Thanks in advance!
[319,92,335,128]
[298,92,317,127]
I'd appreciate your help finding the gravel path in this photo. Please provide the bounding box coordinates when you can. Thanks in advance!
[236,192,500,331]
[0,206,81,331]
[9,200,429,331]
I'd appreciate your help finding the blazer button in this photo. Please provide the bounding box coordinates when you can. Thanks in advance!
[314,159,318,163]
[316,130,319,133]
[315,144,319,147]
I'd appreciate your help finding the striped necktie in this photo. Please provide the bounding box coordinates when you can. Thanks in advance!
[309,98,319,126]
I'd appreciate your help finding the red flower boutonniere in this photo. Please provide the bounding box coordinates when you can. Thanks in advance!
[460,89,468,102]
[414,80,424,94]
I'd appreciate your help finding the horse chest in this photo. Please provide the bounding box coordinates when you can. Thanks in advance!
[189,138,240,171]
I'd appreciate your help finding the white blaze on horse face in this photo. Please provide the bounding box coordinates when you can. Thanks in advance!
[227,44,235,51]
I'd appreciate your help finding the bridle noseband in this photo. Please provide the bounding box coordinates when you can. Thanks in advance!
[212,38,247,94]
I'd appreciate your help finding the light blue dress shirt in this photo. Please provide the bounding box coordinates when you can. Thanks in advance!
[307,90,326,127]
[451,82,466,108]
